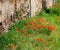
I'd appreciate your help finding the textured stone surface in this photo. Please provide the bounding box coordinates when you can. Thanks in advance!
[31,0,42,16]
[46,0,54,8]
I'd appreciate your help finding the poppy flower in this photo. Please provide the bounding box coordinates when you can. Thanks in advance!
[36,18,44,22]
[29,21,36,26]
[20,29,25,33]
[41,38,46,44]
[15,28,19,32]
[47,26,55,31]
[37,38,41,43]
[36,25,40,29]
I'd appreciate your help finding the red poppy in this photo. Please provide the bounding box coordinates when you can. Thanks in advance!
[41,38,46,44]
[36,18,44,22]
[29,21,36,26]
[15,28,19,32]
[36,25,40,29]
[20,29,25,33]
[37,38,41,43]
[47,26,55,31]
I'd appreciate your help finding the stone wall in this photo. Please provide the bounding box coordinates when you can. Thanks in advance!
[0,0,55,33]
[0,0,30,33]
[0,0,15,33]
[46,0,55,8]
[31,0,42,16]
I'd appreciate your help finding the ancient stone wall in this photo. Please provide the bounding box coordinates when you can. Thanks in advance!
[31,0,42,16]
[0,0,30,33]
[0,0,15,33]
[46,0,54,8]
[0,0,55,33]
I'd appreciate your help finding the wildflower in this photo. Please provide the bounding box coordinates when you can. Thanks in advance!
[41,38,46,44]
[47,26,55,31]
[20,29,25,33]
[29,21,36,26]
[36,18,44,22]
[36,25,40,29]
[37,38,41,43]
[15,28,19,32]
[35,24,44,29]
